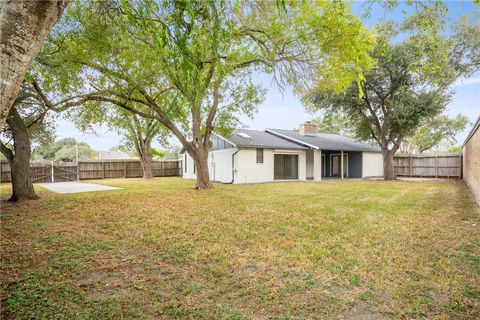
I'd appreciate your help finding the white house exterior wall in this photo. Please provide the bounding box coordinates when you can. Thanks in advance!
[306,150,314,179]
[209,148,236,183]
[182,152,196,180]
[183,148,308,184]
[234,149,307,184]
[362,152,384,177]
[313,149,322,180]
[182,149,236,182]
[306,149,323,180]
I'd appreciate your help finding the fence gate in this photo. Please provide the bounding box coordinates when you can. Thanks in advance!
[53,162,78,182]
[0,161,78,183]
[31,162,53,183]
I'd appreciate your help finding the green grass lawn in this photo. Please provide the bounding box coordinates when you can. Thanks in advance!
[1,178,479,319]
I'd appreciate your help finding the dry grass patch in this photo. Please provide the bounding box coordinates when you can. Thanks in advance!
[1,178,479,319]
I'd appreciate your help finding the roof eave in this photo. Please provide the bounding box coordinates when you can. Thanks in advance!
[235,144,307,150]
[265,129,319,149]
[212,131,237,147]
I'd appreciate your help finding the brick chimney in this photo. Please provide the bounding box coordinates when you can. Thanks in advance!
[299,121,317,136]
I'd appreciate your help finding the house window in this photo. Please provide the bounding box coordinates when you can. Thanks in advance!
[184,154,187,173]
[256,148,264,163]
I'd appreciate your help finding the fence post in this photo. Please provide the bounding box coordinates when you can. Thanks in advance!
[51,160,54,182]
[102,161,105,179]
[124,162,127,178]
[435,155,438,178]
[409,157,412,177]
[77,161,80,181]
[459,154,462,178]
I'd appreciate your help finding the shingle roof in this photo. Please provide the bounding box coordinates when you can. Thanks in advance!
[229,129,308,150]
[266,129,381,152]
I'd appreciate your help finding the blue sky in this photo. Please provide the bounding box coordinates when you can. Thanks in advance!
[55,1,480,151]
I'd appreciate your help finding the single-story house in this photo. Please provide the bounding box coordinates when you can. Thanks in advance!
[181,122,384,184]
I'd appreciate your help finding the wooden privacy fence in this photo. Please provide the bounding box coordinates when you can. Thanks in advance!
[0,161,54,183]
[393,154,462,178]
[0,160,182,183]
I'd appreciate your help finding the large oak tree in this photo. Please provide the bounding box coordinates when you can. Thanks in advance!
[306,2,480,180]
[0,74,106,202]
[308,40,453,179]
[0,82,57,201]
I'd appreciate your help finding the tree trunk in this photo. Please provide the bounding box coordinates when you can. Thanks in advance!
[193,146,211,189]
[140,152,153,179]
[2,108,38,201]
[0,0,69,126]
[382,149,396,180]
[137,138,153,179]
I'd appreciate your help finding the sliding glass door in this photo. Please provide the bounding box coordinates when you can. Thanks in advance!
[274,154,298,180]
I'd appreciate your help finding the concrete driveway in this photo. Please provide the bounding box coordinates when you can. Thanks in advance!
[38,181,122,194]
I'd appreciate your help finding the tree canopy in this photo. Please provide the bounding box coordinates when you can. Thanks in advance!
[305,1,480,179]
[38,0,375,188]
[32,137,95,161]
[308,38,452,148]
[401,114,469,154]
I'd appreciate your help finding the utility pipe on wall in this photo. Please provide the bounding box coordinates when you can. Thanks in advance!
[224,149,240,184]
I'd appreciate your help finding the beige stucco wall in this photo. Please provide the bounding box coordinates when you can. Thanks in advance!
[463,125,480,206]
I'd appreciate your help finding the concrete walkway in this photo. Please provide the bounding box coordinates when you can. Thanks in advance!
[38,182,122,194]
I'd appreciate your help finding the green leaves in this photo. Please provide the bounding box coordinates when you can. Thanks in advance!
[40,0,376,182]
[307,37,454,152]
[32,138,95,161]
[306,0,478,155]
[408,114,469,153]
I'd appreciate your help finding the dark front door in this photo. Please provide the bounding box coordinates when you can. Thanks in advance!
[274,154,298,180]
[332,155,340,176]
[331,154,348,177]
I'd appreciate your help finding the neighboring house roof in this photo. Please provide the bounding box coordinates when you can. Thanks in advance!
[462,115,480,147]
[229,129,309,150]
[266,129,381,152]
[97,151,137,160]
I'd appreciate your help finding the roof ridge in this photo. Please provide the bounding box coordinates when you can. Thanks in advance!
[265,128,380,152]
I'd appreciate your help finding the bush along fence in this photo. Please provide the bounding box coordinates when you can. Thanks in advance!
[393,154,462,178]
[0,160,183,183]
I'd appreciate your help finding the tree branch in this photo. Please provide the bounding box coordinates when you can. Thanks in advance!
[203,82,220,146]
[0,140,14,161]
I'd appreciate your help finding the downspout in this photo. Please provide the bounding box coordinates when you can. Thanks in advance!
[224,148,240,184]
